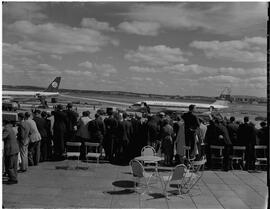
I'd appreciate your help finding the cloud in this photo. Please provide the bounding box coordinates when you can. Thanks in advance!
[50,54,62,60]
[190,37,266,62]
[64,69,96,77]
[81,18,115,31]
[3,42,38,57]
[3,2,47,22]
[126,3,266,36]
[118,21,160,36]
[7,20,118,55]
[125,45,188,66]
[94,63,118,76]
[129,66,158,73]
[79,61,93,69]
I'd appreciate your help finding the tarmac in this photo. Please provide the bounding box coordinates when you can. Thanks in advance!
[3,160,268,209]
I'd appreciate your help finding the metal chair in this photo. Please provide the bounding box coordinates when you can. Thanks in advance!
[66,142,82,168]
[183,159,206,196]
[229,146,246,170]
[160,164,187,198]
[141,146,158,167]
[254,145,267,170]
[130,159,159,194]
[85,142,102,164]
[210,145,224,169]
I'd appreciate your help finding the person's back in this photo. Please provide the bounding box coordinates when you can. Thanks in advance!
[33,116,48,139]
[226,117,238,145]
[77,115,91,140]
[3,124,19,156]
[257,122,268,145]
[238,122,256,146]
[205,120,218,145]
[216,122,232,146]
[25,117,41,143]
[88,114,105,143]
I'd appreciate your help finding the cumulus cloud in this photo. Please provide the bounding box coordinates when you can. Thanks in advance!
[81,18,115,31]
[190,37,266,62]
[3,2,47,22]
[50,54,62,60]
[125,45,188,66]
[79,61,93,69]
[126,3,266,36]
[7,20,118,55]
[64,69,96,77]
[94,63,118,76]
[129,66,158,73]
[118,21,161,36]
[3,42,38,57]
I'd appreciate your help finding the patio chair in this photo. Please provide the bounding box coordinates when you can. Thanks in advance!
[160,164,187,198]
[210,145,224,169]
[130,159,160,194]
[141,146,158,167]
[229,146,246,170]
[254,145,267,170]
[85,142,102,164]
[66,142,82,168]
[183,158,206,195]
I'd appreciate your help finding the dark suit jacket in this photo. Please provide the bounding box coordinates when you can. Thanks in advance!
[88,118,105,143]
[216,123,232,145]
[237,123,256,146]
[3,125,19,156]
[182,112,200,130]
[226,123,238,145]
[33,116,48,138]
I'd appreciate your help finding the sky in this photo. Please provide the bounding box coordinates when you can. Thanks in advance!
[2,2,267,97]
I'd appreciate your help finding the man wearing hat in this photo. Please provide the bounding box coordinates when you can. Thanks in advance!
[64,103,78,142]
[52,104,68,160]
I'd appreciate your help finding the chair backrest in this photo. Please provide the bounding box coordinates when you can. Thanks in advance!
[210,145,224,156]
[141,146,156,156]
[191,159,206,173]
[130,159,144,178]
[254,145,267,158]
[85,142,101,153]
[232,146,246,158]
[66,142,82,152]
[66,142,82,147]
[171,164,187,181]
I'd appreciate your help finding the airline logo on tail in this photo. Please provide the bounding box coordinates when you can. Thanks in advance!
[45,77,61,92]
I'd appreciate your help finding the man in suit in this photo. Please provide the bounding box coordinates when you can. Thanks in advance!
[226,116,239,145]
[52,105,68,160]
[216,119,232,171]
[3,120,19,184]
[64,103,79,142]
[33,110,49,162]
[182,105,200,157]
[237,117,257,170]
[17,113,30,172]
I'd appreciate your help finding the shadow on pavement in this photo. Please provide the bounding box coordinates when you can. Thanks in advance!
[104,189,135,195]
[112,180,137,188]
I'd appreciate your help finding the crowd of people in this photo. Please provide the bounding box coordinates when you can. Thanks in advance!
[2,103,268,184]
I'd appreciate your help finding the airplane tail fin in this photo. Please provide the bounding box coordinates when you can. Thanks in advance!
[44,77,61,92]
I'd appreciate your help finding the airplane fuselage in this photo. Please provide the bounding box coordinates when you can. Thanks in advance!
[2,91,59,98]
[132,100,228,111]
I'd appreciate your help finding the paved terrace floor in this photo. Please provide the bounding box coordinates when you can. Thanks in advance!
[3,160,268,209]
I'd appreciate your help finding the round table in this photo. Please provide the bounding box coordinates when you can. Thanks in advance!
[134,156,162,163]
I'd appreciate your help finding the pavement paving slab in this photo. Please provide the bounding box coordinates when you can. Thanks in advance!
[3,160,268,209]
